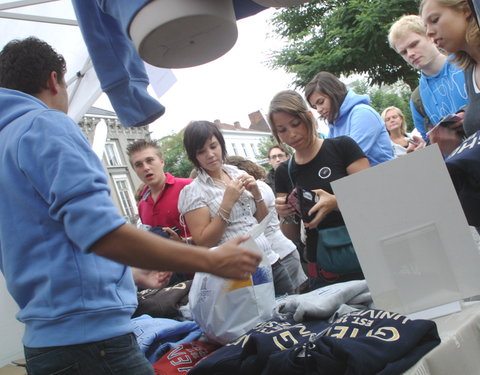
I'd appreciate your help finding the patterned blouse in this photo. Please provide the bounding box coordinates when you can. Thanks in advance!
[178,164,278,264]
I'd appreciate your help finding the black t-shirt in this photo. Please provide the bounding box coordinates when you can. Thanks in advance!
[275,136,366,261]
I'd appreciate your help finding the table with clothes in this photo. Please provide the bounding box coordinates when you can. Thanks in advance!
[128,280,480,375]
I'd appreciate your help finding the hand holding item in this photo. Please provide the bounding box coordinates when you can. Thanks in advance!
[275,195,297,219]
[209,236,262,280]
[427,114,464,156]
[222,178,245,207]
[237,173,261,198]
[162,227,183,242]
[304,189,338,229]
[405,135,427,153]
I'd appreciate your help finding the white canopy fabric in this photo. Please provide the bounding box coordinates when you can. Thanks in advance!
[0,0,176,123]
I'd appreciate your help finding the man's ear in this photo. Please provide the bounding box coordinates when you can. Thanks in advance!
[46,71,60,94]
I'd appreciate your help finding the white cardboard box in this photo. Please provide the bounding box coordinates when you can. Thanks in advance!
[332,145,480,317]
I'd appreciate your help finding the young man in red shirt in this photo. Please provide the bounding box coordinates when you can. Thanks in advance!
[127,140,193,288]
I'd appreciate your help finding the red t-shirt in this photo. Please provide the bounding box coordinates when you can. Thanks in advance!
[138,173,192,237]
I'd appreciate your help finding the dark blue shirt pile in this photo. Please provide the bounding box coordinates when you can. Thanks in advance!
[189,309,440,375]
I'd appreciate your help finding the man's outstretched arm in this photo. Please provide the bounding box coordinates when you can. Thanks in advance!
[91,223,261,280]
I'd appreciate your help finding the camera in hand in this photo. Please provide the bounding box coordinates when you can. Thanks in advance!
[286,187,318,223]
[299,188,318,223]
[149,226,170,239]
[286,188,301,215]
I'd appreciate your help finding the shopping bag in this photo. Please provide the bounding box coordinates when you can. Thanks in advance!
[188,212,276,344]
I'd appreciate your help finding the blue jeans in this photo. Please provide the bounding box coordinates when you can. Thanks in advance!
[24,333,154,375]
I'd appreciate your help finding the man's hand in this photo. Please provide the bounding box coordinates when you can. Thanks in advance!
[132,268,172,289]
[208,236,262,280]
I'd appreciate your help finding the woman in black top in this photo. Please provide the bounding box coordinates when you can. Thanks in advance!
[268,90,370,290]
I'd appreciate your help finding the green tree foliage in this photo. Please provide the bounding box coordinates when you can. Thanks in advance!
[157,132,194,178]
[350,79,415,132]
[269,0,421,89]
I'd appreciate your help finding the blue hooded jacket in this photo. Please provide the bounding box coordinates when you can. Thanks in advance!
[328,90,394,166]
[0,88,137,347]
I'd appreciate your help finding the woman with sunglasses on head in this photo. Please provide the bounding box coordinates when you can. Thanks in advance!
[269,90,370,290]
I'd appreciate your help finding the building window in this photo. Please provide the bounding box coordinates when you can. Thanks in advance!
[105,141,122,166]
[250,143,258,156]
[232,143,239,156]
[241,143,248,157]
[112,175,137,221]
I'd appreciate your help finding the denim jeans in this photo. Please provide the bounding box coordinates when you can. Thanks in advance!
[24,333,154,375]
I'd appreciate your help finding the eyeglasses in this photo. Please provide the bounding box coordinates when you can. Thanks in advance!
[269,153,286,160]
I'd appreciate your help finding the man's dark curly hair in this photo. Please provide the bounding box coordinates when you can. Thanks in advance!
[0,36,66,95]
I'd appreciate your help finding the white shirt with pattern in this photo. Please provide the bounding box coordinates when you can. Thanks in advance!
[178,164,279,264]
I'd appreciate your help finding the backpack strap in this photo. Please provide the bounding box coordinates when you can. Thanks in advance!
[411,86,433,132]
[287,155,295,190]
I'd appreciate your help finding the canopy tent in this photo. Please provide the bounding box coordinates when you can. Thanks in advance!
[0,0,101,122]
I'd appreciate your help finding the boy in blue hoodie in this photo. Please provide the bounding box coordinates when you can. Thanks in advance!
[0,37,261,375]
[388,15,468,145]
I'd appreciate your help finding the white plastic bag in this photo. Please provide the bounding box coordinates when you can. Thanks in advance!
[188,212,276,344]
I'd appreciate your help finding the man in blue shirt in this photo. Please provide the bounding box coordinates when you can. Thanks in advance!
[0,37,261,375]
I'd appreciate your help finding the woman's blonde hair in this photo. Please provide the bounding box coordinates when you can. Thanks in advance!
[420,0,480,69]
[267,90,318,149]
[381,106,407,134]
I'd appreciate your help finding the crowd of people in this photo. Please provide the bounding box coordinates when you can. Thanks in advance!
[1,0,479,373]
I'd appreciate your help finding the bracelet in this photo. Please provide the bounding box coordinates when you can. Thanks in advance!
[219,206,231,215]
[217,210,231,224]
[281,215,298,224]
[254,197,264,204]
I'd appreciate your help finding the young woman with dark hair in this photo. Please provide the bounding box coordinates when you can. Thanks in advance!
[179,120,298,295]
